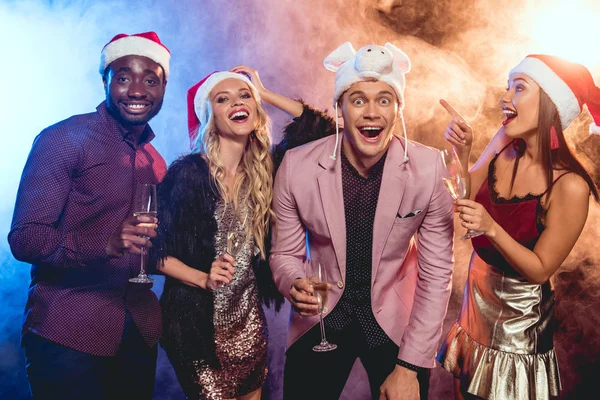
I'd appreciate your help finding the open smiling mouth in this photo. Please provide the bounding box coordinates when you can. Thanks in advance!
[502,108,517,126]
[229,110,249,123]
[122,102,150,113]
[358,126,383,140]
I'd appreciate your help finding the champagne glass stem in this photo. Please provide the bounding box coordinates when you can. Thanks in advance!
[139,246,147,277]
[319,311,327,344]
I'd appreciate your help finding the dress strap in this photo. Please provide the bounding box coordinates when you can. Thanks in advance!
[540,171,574,196]
[498,140,514,155]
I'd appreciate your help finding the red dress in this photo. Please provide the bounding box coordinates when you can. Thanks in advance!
[437,144,563,400]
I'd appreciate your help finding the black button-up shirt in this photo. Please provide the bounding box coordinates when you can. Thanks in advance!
[325,147,392,348]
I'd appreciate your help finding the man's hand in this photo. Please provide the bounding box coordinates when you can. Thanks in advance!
[379,365,420,400]
[106,215,157,257]
[289,278,321,317]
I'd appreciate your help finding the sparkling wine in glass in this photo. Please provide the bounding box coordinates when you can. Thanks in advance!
[129,183,157,283]
[304,258,337,352]
[226,231,242,258]
[440,148,483,240]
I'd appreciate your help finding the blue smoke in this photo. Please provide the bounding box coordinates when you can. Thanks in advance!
[3,1,600,399]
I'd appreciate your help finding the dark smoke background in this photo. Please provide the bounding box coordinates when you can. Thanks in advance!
[1,0,599,399]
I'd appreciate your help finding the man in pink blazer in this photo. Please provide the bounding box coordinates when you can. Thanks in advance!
[270,42,455,400]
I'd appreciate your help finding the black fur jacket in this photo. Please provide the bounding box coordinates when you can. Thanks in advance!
[151,103,335,367]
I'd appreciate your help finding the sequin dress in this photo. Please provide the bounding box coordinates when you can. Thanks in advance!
[183,200,268,400]
[437,145,562,400]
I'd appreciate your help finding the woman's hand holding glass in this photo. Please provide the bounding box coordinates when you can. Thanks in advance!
[440,146,484,240]
[205,253,236,291]
[454,199,497,238]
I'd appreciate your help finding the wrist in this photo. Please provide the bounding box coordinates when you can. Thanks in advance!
[260,88,274,104]
[486,221,498,238]
[198,273,208,290]
[396,359,424,374]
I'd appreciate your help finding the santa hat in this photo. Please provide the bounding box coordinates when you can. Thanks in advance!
[99,31,171,78]
[509,54,600,135]
[187,71,257,150]
[323,42,411,162]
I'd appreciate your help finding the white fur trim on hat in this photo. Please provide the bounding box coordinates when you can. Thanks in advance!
[590,123,600,135]
[100,36,171,78]
[323,42,411,109]
[509,57,580,130]
[193,72,257,126]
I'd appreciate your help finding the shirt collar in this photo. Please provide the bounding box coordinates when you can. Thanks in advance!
[97,101,156,147]
[341,146,388,180]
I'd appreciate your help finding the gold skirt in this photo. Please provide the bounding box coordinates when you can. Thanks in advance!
[438,253,561,400]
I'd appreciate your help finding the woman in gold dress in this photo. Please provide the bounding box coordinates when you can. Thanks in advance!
[152,67,330,399]
[437,55,600,399]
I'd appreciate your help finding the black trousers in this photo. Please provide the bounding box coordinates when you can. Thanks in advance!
[24,311,157,400]
[283,322,430,400]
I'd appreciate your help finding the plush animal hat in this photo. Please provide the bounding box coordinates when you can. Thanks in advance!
[323,42,411,162]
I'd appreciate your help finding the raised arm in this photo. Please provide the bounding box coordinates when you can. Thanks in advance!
[230,65,303,118]
[230,66,336,173]
[440,99,512,198]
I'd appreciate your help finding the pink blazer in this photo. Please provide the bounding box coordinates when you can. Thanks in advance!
[270,135,454,368]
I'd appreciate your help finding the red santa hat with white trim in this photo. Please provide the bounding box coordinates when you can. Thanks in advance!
[187,71,257,150]
[509,54,600,135]
[99,31,171,78]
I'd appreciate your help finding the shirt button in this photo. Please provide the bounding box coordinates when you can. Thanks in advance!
[337,281,344,289]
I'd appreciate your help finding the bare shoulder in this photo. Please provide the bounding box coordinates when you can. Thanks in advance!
[552,172,590,202]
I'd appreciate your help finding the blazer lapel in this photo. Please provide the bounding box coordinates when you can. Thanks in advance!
[316,141,347,280]
[372,137,410,278]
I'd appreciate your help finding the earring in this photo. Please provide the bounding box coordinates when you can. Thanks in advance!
[550,127,560,149]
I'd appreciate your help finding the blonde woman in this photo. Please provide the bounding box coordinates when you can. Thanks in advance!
[151,67,331,400]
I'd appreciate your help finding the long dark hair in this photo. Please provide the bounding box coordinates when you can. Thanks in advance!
[512,89,599,201]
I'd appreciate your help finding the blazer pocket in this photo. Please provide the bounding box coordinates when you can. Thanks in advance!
[392,214,422,228]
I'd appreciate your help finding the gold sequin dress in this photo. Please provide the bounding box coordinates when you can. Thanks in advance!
[185,200,268,399]
[437,148,561,400]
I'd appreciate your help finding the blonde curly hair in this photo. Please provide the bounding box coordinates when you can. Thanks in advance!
[192,82,274,259]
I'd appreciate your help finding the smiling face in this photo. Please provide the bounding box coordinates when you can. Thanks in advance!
[103,55,166,128]
[209,78,258,140]
[340,80,400,166]
[500,73,541,139]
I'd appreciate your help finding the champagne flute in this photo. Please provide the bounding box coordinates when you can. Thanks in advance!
[440,148,483,240]
[226,231,243,259]
[304,258,337,352]
[129,183,157,283]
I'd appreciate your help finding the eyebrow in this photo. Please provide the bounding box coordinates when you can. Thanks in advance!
[348,90,395,97]
[212,88,251,99]
[511,77,530,85]
[113,67,159,78]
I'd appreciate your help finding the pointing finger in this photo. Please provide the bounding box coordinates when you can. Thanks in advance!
[440,99,466,122]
